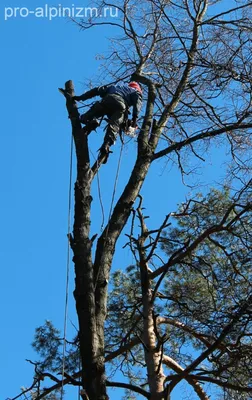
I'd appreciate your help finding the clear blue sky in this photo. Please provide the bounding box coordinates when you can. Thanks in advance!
[0,1,229,399]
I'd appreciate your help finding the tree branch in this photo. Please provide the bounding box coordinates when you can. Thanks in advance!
[163,355,210,400]
[106,380,150,398]
[152,122,252,161]
[166,294,252,393]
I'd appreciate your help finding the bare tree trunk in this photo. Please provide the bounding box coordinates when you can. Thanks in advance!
[142,286,166,399]
[137,207,166,399]
[62,80,107,400]
[93,81,158,388]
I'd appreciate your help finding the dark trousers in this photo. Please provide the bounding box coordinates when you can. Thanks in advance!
[80,94,126,144]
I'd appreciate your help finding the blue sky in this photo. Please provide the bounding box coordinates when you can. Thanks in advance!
[0,1,231,399]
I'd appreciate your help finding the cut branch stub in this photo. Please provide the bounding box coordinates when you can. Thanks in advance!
[59,80,90,167]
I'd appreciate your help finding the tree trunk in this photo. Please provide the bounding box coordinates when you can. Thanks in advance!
[140,258,166,399]
[62,80,107,400]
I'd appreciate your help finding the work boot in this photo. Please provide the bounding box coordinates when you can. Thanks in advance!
[82,119,99,135]
[98,142,113,164]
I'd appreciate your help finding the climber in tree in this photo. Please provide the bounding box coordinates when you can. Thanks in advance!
[73,82,142,161]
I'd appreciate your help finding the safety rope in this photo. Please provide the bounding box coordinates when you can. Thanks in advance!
[94,138,124,289]
[90,125,125,232]
[60,125,124,396]
[90,148,105,231]
[78,348,81,400]
[108,139,124,224]
[61,134,74,399]
[96,166,105,231]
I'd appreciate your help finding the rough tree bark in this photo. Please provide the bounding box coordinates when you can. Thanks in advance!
[61,81,107,400]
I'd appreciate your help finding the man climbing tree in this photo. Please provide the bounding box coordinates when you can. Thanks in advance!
[73,81,142,162]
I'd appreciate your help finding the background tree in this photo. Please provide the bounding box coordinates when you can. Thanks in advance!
[9,0,252,399]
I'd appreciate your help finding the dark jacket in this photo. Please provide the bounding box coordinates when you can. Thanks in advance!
[77,84,142,119]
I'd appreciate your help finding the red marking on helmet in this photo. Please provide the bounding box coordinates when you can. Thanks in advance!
[129,81,142,94]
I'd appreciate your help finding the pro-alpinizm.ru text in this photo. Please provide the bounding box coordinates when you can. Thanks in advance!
[4,4,118,21]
